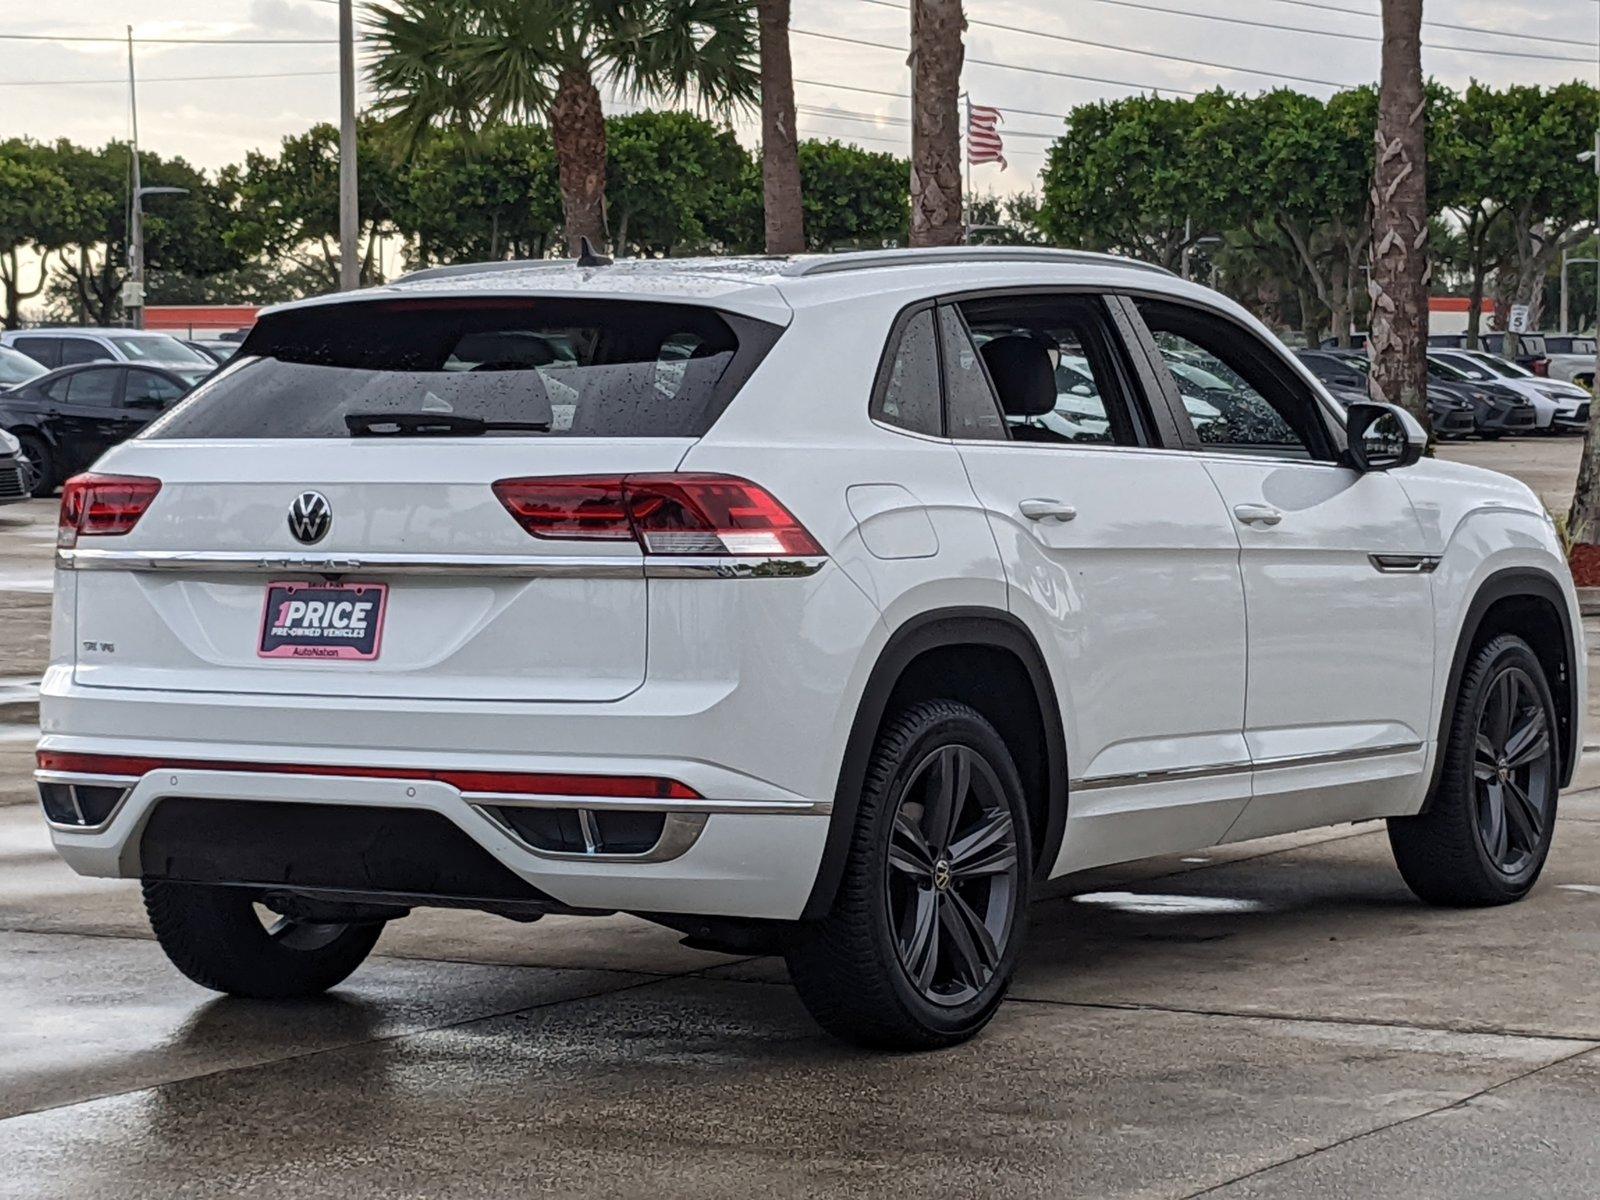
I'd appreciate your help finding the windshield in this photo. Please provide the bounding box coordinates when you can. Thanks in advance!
[1471,353,1529,379]
[109,334,212,365]
[1437,354,1495,382]
[146,298,773,440]
[0,346,45,386]
[1428,357,1470,381]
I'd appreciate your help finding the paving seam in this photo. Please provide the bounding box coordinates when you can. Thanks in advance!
[1178,1042,1600,1199]
[0,947,758,1126]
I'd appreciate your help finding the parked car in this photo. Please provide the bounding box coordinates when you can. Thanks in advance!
[0,361,196,495]
[0,345,47,392]
[1536,335,1597,390]
[0,427,29,504]
[1428,331,1550,376]
[0,327,215,384]
[1424,356,1538,438]
[1430,349,1588,433]
[36,248,1583,1050]
[1295,350,1477,438]
[183,338,242,367]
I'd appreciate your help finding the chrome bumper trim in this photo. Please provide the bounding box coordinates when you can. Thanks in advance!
[461,792,831,816]
[475,807,710,864]
[56,549,827,579]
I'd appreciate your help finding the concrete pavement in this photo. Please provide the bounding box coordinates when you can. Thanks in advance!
[2,443,1600,1197]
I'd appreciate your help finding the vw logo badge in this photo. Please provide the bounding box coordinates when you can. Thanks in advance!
[287,491,332,545]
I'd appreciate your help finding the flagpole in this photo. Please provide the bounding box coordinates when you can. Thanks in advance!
[962,92,971,243]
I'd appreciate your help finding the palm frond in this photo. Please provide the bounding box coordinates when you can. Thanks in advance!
[598,0,759,117]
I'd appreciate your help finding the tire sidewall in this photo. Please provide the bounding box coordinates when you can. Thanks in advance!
[860,708,1033,1039]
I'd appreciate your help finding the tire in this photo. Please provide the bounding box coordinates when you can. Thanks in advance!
[785,700,1032,1050]
[1388,634,1560,907]
[16,434,52,497]
[142,880,385,998]
[1478,431,1501,441]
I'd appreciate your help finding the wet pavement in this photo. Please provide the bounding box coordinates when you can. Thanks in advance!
[4,452,1600,1196]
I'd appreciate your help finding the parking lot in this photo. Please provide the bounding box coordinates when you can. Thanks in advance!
[3,436,1600,1199]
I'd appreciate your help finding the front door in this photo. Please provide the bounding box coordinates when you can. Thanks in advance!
[1130,297,1436,840]
[944,293,1252,875]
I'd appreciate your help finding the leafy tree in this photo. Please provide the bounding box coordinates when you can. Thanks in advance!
[967,192,1046,245]
[796,139,909,250]
[606,111,751,254]
[0,142,76,329]
[227,121,399,289]
[366,0,758,255]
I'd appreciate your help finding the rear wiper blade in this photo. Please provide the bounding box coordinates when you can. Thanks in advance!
[344,411,550,437]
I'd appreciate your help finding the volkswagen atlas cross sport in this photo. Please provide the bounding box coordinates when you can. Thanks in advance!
[38,248,1584,1049]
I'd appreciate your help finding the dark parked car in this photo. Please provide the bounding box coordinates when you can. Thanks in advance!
[0,362,195,496]
[1295,349,1478,438]
[183,338,242,367]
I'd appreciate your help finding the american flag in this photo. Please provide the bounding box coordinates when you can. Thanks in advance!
[967,101,1006,170]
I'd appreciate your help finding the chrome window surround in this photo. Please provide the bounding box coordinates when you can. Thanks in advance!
[56,549,827,580]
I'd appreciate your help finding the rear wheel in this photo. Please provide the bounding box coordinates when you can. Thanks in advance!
[142,880,384,998]
[785,700,1031,1050]
[1389,634,1559,906]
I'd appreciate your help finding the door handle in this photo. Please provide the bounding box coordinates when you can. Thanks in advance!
[1020,498,1077,523]
[1233,503,1283,527]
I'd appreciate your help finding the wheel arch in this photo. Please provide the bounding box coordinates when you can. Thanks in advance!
[802,606,1067,920]
[1426,567,1580,805]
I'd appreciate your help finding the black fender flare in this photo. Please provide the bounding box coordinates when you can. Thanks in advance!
[802,607,1068,920]
[1424,567,1580,803]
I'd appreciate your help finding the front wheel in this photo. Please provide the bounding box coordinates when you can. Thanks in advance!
[16,434,52,497]
[1388,634,1559,906]
[785,700,1032,1050]
[143,880,385,998]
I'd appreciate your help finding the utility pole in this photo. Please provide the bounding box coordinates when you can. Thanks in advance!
[126,27,144,329]
[338,0,360,291]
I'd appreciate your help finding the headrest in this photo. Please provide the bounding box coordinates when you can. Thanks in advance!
[980,335,1057,418]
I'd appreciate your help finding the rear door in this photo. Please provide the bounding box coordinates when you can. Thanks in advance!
[947,292,1252,875]
[55,366,131,473]
[1128,297,1435,840]
[68,295,781,704]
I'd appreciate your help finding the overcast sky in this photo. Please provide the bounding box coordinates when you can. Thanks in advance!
[5,0,1598,190]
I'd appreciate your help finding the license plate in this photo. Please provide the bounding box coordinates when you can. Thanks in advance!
[258,582,388,661]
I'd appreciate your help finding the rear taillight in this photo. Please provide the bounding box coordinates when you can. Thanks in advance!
[1533,359,1550,377]
[58,473,162,548]
[492,474,824,557]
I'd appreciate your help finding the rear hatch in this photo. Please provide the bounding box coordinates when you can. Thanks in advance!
[67,293,782,703]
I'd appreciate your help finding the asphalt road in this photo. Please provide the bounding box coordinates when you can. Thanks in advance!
[3,439,1600,1199]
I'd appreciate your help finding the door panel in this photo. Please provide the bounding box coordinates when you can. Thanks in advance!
[1200,458,1436,839]
[959,444,1251,874]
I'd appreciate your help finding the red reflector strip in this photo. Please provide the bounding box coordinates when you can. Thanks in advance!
[34,751,700,800]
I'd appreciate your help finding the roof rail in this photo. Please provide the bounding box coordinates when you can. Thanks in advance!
[396,259,573,284]
[781,246,1175,279]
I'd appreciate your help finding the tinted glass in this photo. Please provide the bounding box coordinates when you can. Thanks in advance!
[1434,354,1495,382]
[872,309,942,436]
[0,347,45,385]
[64,368,121,405]
[108,334,210,364]
[959,294,1145,447]
[124,369,187,406]
[59,339,107,365]
[148,300,766,440]
[938,307,1006,440]
[13,337,60,368]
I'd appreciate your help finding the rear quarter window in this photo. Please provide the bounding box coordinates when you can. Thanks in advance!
[146,298,780,440]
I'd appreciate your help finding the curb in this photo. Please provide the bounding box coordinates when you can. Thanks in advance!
[1579,588,1600,618]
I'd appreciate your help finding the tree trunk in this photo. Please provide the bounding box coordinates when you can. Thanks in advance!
[550,66,607,256]
[909,0,965,248]
[1367,0,1430,434]
[1466,257,1486,350]
[758,0,806,254]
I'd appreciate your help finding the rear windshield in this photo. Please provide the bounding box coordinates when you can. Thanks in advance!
[146,298,778,440]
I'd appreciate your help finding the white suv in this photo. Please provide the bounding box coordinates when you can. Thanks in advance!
[38,249,1584,1049]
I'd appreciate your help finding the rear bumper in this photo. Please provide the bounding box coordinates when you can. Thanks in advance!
[35,672,847,921]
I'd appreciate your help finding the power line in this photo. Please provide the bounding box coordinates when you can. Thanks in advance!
[827,5,1360,90]
[0,68,337,87]
[794,76,1070,125]
[791,28,1205,96]
[1264,0,1599,49]
[0,32,336,44]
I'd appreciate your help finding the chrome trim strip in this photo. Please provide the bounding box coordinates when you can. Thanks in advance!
[57,549,827,580]
[35,772,138,833]
[461,791,832,816]
[1368,554,1442,575]
[475,807,710,863]
[1069,742,1424,792]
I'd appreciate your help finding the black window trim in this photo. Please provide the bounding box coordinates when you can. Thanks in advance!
[868,299,947,440]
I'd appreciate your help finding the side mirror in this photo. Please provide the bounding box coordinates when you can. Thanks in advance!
[1345,400,1425,472]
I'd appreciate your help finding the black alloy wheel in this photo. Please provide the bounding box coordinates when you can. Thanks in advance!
[1470,664,1555,877]
[886,743,1021,1006]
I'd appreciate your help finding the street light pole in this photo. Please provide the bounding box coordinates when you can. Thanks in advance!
[338,0,360,291]
[126,27,144,329]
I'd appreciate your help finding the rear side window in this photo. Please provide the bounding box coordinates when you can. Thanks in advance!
[146,299,778,440]
[871,309,942,436]
[65,368,122,406]
[60,339,107,366]
[13,337,60,368]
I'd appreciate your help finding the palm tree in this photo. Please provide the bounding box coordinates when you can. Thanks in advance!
[909,0,965,247]
[757,0,804,253]
[367,0,758,256]
[1367,0,1429,432]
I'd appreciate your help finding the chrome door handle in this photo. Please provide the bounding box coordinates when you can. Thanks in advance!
[1020,498,1077,523]
[1233,503,1283,527]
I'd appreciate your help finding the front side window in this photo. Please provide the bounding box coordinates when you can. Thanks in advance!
[956,294,1148,447]
[59,339,107,366]
[1136,299,1329,459]
[872,308,942,437]
[124,369,187,407]
[13,337,61,368]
